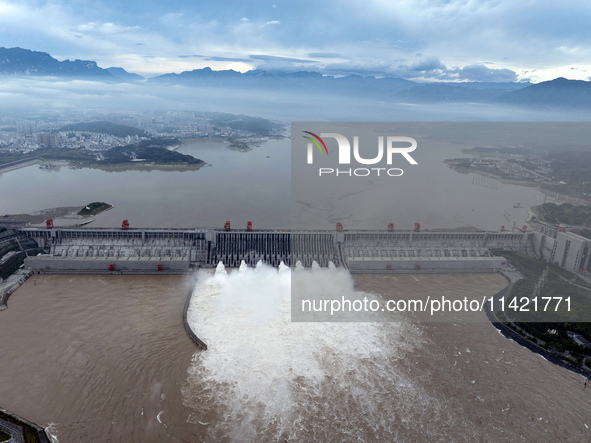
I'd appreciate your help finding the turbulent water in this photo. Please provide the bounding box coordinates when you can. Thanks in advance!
[1,269,590,442]
[184,263,591,442]
[184,262,431,441]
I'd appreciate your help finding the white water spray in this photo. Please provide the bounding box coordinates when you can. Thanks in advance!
[183,262,461,441]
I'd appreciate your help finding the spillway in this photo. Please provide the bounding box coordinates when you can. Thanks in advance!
[18,227,533,273]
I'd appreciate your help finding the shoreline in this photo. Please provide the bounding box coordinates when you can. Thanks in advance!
[77,203,114,217]
[1,156,205,174]
[486,270,591,379]
[0,158,38,174]
[84,161,206,172]
[4,206,83,225]
[445,162,587,203]
[444,162,540,187]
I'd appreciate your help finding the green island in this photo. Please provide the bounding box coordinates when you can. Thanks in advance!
[493,250,591,369]
[77,202,113,216]
[226,136,250,151]
[100,139,202,166]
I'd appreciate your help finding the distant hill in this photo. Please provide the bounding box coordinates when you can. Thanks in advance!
[150,67,418,92]
[444,81,531,90]
[106,67,144,81]
[497,77,591,107]
[393,80,530,103]
[3,46,590,108]
[153,66,242,83]
[149,68,417,96]
[148,68,537,102]
[0,47,113,78]
[60,121,147,137]
[395,84,509,103]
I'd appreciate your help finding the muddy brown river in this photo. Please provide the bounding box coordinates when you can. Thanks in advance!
[0,271,590,442]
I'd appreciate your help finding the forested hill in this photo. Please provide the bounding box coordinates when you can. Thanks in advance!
[59,121,147,138]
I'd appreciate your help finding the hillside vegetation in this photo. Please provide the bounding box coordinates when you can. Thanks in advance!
[60,121,147,138]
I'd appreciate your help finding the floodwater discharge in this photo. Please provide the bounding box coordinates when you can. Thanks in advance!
[1,267,591,442]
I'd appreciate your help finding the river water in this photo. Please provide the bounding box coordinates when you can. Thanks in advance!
[1,270,590,442]
[1,125,589,441]
[0,138,292,229]
[0,134,545,231]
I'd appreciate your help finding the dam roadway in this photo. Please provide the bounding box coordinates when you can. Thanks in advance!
[18,226,533,274]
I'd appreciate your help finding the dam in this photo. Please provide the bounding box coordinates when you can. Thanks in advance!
[16,225,542,274]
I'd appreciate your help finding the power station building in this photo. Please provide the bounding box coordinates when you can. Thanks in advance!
[550,231,591,274]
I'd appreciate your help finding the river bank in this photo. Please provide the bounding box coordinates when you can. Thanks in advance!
[445,159,591,205]
[86,161,207,172]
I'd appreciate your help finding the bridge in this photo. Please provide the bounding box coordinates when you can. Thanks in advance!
[17,226,536,274]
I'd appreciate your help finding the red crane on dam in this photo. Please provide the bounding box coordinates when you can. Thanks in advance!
[121,219,129,230]
[247,221,253,231]
[388,223,394,232]
[46,219,53,229]
[414,223,421,232]
[224,221,231,231]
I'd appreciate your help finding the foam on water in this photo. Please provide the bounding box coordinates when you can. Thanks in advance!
[183,262,467,441]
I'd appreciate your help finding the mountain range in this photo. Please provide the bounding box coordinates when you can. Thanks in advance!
[0,47,140,80]
[1,47,590,108]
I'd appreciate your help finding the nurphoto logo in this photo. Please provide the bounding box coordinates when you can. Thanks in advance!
[302,131,418,177]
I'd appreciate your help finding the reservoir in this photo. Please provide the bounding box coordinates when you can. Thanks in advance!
[0,135,544,231]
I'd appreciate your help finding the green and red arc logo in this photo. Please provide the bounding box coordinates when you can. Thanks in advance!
[302,131,328,155]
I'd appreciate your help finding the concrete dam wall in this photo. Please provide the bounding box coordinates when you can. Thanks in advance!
[19,227,532,273]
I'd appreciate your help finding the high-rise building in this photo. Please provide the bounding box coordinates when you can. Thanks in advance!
[16,121,37,135]
[37,133,60,148]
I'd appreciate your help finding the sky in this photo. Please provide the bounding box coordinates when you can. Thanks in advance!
[0,0,590,82]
